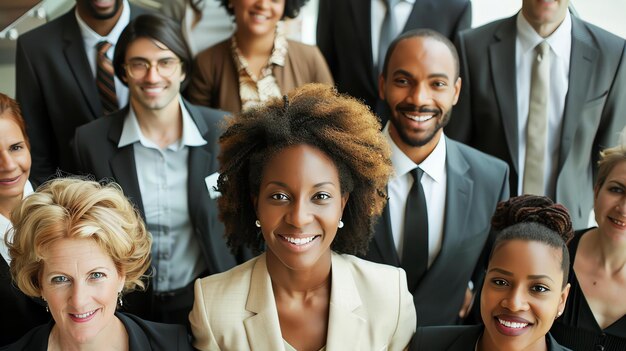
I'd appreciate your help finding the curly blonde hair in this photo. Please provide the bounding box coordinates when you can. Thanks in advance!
[6,178,152,297]
[217,83,393,255]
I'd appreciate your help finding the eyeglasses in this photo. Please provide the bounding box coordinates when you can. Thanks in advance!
[124,58,181,79]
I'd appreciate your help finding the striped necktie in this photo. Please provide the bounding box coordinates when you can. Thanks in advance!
[96,41,118,115]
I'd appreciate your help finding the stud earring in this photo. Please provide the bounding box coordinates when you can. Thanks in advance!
[255,219,261,228]
[118,291,123,307]
[338,219,344,229]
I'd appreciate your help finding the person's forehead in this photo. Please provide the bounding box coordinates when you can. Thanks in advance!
[389,37,455,71]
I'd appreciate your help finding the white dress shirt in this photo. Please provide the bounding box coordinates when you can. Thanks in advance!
[75,0,130,109]
[384,124,446,267]
[371,0,415,66]
[515,11,572,197]
[0,181,34,264]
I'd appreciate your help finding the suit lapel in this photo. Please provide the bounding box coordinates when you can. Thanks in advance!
[326,253,367,349]
[489,16,520,174]
[107,111,145,218]
[423,139,472,282]
[372,203,401,266]
[243,254,284,351]
[62,10,102,119]
[559,17,598,169]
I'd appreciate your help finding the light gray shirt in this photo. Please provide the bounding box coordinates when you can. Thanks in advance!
[118,98,207,291]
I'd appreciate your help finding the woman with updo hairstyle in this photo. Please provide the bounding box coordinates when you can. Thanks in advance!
[186,0,333,113]
[412,195,573,351]
[189,83,416,350]
[3,178,193,350]
[550,145,626,351]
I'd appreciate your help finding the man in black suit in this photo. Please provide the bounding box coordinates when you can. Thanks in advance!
[366,29,510,326]
[316,0,471,120]
[73,14,244,325]
[446,0,626,229]
[15,0,150,185]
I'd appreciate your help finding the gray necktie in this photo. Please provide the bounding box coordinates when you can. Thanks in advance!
[523,41,550,195]
[378,0,399,74]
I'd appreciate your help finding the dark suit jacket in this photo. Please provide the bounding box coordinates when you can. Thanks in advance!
[446,13,626,229]
[72,99,242,319]
[15,4,150,185]
[0,312,192,351]
[317,0,471,111]
[0,256,49,346]
[364,138,510,327]
[411,325,572,351]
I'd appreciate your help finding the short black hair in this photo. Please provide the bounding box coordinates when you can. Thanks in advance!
[217,84,392,255]
[382,28,460,80]
[219,0,310,19]
[490,195,573,288]
[113,14,193,89]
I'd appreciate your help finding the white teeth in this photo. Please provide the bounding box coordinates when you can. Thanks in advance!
[498,318,528,329]
[284,236,315,246]
[610,218,626,227]
[404,113,434,122]
[72,310,96,319]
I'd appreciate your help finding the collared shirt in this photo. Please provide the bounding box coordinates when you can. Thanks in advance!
[371,0,415,66]
[75,0,130,109]
[231,22,288,111]
[0,181,33,264]
[384,123,447,267]
[515,11,572,197]
[119,97,207,292]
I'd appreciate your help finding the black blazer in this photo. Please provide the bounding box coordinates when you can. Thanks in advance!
[317,0,471,111]
[0,312,192,351]
[0,256,49,346]
[15,4,150,185]
[446,13,626,229]
[73,99,244,318]
[364,138,510,326]
[411,325,572,351]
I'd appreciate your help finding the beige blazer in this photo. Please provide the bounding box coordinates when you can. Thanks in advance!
[189,252,416,351]
[186,38,334,114]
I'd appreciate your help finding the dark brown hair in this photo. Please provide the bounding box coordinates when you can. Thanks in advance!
[217,83,392,255]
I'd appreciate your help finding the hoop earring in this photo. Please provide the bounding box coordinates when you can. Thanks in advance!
[338,219,344,229]
[255,220,261,228]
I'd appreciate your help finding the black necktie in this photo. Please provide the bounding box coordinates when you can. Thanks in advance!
[402,167,428,291]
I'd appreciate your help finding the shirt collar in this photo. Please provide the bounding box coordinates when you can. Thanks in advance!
[383,122,446,184]
[119,97,207,149]
[516,10,572,60]
[75,0,131,51]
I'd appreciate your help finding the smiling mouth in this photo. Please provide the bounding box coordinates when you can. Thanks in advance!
[0,175,21,184]
[402,112,436,123]
[609,216,626,227]
[497,318,529,329]
[279,235,319,246]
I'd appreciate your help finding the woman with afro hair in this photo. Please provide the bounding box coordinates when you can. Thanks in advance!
[186,0,333,114]
[189,84,416,350]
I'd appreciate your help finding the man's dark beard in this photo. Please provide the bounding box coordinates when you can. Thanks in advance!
[392,104,451,147]
[84,0,122,20]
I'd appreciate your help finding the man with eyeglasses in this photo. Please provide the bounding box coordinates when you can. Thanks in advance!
[73,14,247,327]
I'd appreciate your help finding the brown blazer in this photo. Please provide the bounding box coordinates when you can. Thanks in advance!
[186,38,334,113]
